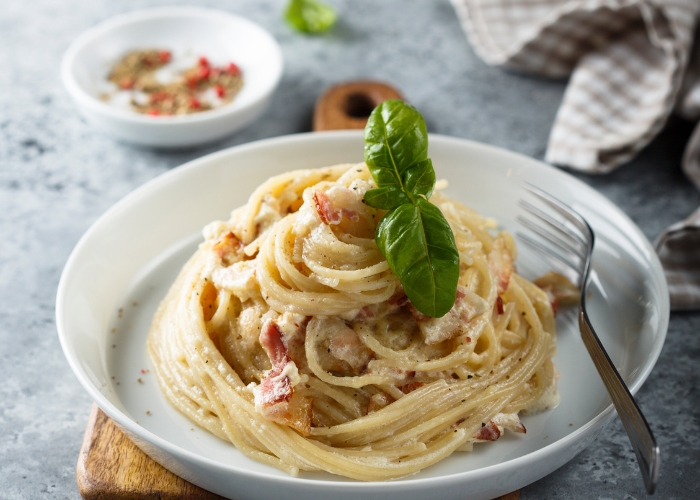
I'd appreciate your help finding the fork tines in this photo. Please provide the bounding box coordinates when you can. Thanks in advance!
[516,183,594,286]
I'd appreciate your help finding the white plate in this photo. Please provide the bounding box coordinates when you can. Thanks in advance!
[56,132,668,500]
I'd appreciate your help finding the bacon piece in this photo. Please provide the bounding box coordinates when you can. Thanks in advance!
[256,371,292,407]
[367,392,394,414]
[472,413,526,443]
[488,235,514,294]
[310,316,373,375]
[492,412,526,434]
[289,395,313,436]
[313,191,339,225]
[313,191,359,225]
[259,320,289,368]
[400,381,424,394]
[389,290,409,307]
[254,320,313,435]
[275,312,309,369]
[353,305,377,322]
[534,271,580,315]
[474,421,501,441]
[256,321,293,407]
[410,285,489,345]
[328,324,373,374]
[212,260,257,302]
[259,392,313,436]
[212,231,244,266]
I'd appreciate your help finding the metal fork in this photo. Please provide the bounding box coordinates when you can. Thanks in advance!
[517,183,660,495]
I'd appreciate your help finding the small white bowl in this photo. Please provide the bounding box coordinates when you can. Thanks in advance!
[61,7,283,148]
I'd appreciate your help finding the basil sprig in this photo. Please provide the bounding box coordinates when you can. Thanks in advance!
[284,0,337,34]
[363,100,459,318]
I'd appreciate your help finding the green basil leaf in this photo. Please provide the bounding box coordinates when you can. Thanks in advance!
[363,186,411,210]
[284,0,337,34]
[376,199,459,318]
[362,99,459,317]
[364,100,428,189]
[402,158,435,199]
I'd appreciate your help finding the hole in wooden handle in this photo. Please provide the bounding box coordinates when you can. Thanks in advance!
[344,92,377,119]
[313,81,404,131]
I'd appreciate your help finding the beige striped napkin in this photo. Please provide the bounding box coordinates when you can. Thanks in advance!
[655,207,700,310]
[452,0,700,310]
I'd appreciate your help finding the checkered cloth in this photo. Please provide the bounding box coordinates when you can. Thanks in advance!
[452,0,700,310]
[655,207,700,310]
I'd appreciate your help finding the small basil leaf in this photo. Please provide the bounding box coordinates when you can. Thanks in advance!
[364,100,428,189]
[402,159,435,199]
[376,199,459,318]
[284,0,337,34]
[363,186,411,210]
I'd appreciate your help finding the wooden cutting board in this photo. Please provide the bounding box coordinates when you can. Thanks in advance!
[76,81,521,500]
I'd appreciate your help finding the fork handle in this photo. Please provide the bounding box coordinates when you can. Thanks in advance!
[579,309,660,494]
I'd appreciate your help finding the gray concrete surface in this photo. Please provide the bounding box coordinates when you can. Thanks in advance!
[1,1,698,498]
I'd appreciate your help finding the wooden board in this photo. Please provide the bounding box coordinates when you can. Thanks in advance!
[77,404,227,500]
[76,81,520,500]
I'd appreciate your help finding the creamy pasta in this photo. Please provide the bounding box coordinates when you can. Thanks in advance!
[147,162,559,480]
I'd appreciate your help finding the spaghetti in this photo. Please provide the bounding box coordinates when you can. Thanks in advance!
[147,163,559,480]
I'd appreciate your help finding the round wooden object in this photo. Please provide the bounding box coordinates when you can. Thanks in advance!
[312,81,404,131]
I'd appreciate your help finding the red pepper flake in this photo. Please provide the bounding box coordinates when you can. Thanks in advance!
[198,65,211,80]
[147,109,160,116]
[214,84,225,98]
[189,97,201,109]
[198,56,210,67]
[496,296,504,315]
[158,50,171,63]
[119,77,134,89]
[227,62,240,75]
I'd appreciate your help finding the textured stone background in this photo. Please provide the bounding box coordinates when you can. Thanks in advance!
[1,1,699,499]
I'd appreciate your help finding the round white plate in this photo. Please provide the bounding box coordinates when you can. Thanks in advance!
[56,132,668,500]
